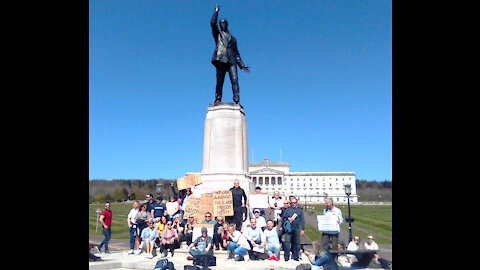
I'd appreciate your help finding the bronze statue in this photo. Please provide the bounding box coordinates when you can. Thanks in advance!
[211,5,250,105]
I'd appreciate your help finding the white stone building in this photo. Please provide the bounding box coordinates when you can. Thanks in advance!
[248,157,358,204]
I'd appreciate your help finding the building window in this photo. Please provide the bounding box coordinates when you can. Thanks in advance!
[278,177,282,185]
[271,177,276,185]
[265,177,269,185]
[253,177,257,185]
[259,177,263,185]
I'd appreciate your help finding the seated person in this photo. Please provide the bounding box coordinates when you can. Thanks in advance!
[186,227,213,259]
[226,224,251,261]
[201,212,217,225]
[244,218,266,260]
[304,240,337,270]
[139,220,159,259]
[155,216,168,237]
[346,236,360,263]
[213,216,225,250]
[184,215,195,246]
[251,208,267,230]
[364,235,379,261]
[157,220,178,258]
[264,220,281,261]
[172,215,185,248]
[221,223,231,250]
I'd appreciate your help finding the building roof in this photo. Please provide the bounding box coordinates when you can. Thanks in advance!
[249,157,290,168]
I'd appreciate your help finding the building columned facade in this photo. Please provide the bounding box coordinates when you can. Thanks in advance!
[248,157,358,204]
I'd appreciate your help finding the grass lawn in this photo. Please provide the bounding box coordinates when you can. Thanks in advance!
[305,204,392,245]
[89,202,134,239]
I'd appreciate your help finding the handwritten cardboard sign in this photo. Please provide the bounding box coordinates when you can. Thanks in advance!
[212,190,233,217]
[184,196,200,223]
[177,173,202,190]
[195,193,214,225]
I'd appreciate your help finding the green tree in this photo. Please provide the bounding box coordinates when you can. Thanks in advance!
[94,194,106,203]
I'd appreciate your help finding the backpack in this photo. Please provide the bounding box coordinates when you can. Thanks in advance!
[153,258,174,270]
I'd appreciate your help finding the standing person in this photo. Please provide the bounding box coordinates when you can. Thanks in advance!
[321,198,343,251]
[96,202,113,254]
[282,197,305,261]
[201,212,217,225]
[165,195,179,221]
[304,240,337,270]
[144,194,155,218]
[213,216,225,250]
[229,179,247,231]
[248,186,266,218]
[226,224,251,261]
[210,4,250,105]
[140,220,159,259]
[159,220,178,258]
[277,199,291,247]
[346,236,360,263]
[269,191,284,226]
[244,218,266,261]
[127,201,140,254]
[264,220,281,261]
[170,182,192,224]
[150,196,166,225]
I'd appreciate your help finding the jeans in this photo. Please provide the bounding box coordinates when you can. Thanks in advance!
[267,242,281,258]
[284,227,300,260]
[227,242,248,256]
[98,227,111,252]
[129,226,136,250]
[189,248,209,256]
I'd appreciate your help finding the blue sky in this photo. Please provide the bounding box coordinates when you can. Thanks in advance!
[89,0,392,181]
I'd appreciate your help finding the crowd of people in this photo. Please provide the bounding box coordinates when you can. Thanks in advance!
[94,179,381,269]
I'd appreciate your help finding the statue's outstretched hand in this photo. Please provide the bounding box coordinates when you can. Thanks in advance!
[243,66,251,73]
[215,5,220,12]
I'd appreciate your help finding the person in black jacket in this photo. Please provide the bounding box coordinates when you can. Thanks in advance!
[229,179,247,231]
[282,197,305,261]
[210,5,250,105]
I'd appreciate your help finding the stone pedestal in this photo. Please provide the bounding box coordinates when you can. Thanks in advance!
[191,102,253,196]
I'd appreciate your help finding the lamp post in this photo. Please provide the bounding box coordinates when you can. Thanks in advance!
[344,184,354,243]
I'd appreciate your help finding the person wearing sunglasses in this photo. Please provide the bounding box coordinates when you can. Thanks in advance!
[184,215,196,246]
[281,197,305,261]
[140,220,159,259]
[201,212,217,225]
[159,221,178,258]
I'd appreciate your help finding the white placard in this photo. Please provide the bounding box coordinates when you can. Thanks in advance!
[317,215,340,232]
[192,226,214,243]
[252,245,265,253]
[249,194,270,209]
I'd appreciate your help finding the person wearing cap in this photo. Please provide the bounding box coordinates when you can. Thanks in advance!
[187,227,213,259]
[247,186,266,219]
[364,235,379,261]
[252,208,267,230]
[145,194,155,216]
[321,197,343,251]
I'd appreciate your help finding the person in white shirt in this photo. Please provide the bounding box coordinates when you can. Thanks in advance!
[269,191,284,226]
[165,195,179,221]
[127,201,140,254]
[226,224,251,261]
[321,197,343,250]
[364,235,379,261]
[346,235,360,263]
[252,208,267,230]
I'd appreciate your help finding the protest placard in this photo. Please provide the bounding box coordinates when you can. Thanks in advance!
[248,193,270,209]
[177,173,202,190]
[195,193,214,224]
[212,190,233,217]
[317,214,340,232]
[184,196,200,222]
